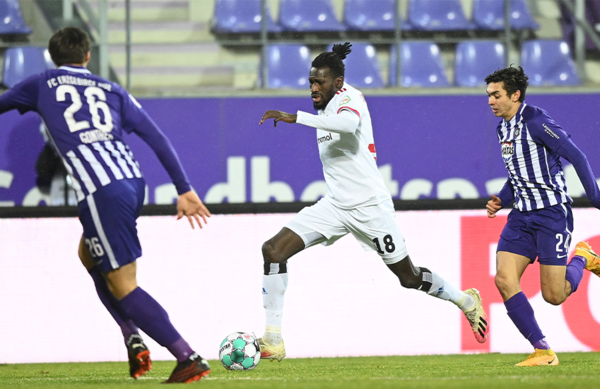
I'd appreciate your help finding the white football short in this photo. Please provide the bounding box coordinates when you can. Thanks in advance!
[285,197,408,265]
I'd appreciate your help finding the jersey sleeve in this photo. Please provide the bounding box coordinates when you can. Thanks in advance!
[296,109,359,134]
[498,179,515,207]
[0,74,40,115]
[335,89,362,119]
[119,87,147,133]
[131,110,192,195]
[556,138,600,208]
[527,109,571,151]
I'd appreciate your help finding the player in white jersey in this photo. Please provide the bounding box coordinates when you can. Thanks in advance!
[256,43,489,361]
[485,66,600,366]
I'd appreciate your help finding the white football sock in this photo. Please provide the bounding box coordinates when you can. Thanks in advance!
[424,271,475,312]
[263,273,288,345]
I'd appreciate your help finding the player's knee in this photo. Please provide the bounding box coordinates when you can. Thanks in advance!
[494,272,511,293]
[541,290,565,306]
[262,240,284,264]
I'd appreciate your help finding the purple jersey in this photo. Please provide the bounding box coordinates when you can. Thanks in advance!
[0,65,190,202]
[497,103,571,212]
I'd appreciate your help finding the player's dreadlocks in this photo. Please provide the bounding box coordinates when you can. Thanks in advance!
[311,42,352,79]
[485,65,529,102]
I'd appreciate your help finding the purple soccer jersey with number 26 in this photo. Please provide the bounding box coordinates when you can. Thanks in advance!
[0,65,191,202]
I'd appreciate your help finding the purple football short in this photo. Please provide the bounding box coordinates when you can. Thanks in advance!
[497,202,573,266]
[78,178,145,273]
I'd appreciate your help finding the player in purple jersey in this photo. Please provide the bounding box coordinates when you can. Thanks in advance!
[485,66,600,366]
[0,27,211,383]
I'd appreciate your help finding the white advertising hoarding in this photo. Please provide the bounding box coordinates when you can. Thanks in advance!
[0,208,598,363]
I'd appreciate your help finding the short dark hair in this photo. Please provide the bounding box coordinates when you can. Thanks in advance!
[311,42,352,79]
[484,65,529,102]
[48,27,91,67]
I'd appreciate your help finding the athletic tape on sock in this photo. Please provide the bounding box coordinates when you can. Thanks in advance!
[264,262,288,275]
[418,267,433,292]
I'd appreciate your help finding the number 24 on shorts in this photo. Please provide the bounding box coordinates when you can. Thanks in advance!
[372,234,395,254]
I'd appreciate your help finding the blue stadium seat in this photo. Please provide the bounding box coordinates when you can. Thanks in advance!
[389,42,450,87]
[407,0,474,31]
[212,0,281,33]
[344,0,396,31]
[455,41,505,87]
[520,40,580,86]
[328,43,384,88]
[472,0,539,30]
[279,0,345,32]
[261,44,312,89]
[559,0,600,51]
[0,0,32,34]
[2,47,55,88]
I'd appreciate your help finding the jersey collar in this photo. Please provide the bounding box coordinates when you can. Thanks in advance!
[502,102,527,126]
[58,65,92,74]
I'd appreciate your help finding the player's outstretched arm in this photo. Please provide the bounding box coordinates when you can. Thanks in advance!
[177,191,211,229]
[486,194,502,218]
[556,138,600,209]
[260,110,297,127]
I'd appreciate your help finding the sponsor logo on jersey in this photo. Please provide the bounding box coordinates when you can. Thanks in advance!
[317,133,333,144]
[262,288,267,295]
[543,123,560,139]
[339,95,351,106]
[502,141,514,163]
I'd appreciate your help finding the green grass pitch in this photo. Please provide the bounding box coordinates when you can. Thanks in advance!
[1,353,599,389]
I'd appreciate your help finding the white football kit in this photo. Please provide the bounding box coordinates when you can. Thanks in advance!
[286,83,407,264]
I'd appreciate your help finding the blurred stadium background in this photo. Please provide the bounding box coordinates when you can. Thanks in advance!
[3,0,600,93]
[0,0,600,364]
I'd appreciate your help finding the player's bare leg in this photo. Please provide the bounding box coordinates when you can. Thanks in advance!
[540,265,571,305]
[259,227,305,361]
[262,227,306,264]
[387,255,489,343]
[495,251,530,301]
[104,262,139,300]
[78,238,151,378]
[496,252,558,366]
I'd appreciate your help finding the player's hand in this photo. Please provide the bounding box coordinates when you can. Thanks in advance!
[486,194,502,218]
[259,110,297,127]
[176,190,211,229]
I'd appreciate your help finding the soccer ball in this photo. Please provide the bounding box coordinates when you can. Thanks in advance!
[219,332,261,370]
